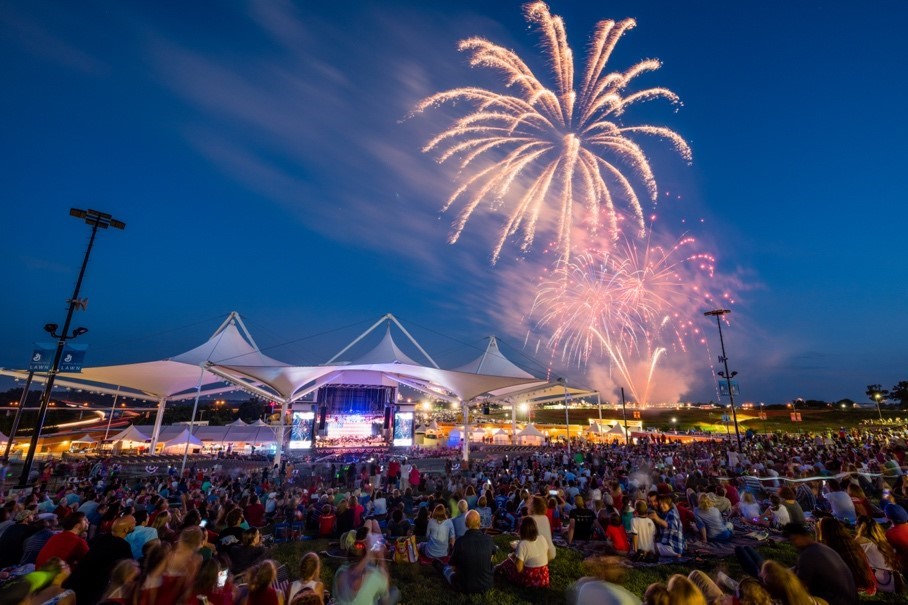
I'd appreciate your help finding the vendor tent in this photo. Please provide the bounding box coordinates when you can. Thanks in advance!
[517,424,545,446]
[469,427,487,442]
[160,428,204,453]
[109,425,150,451]
[492,428,511,445]
[72,434,97,443]
[606,423,629,437]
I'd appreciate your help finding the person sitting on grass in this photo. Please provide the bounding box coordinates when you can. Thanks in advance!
[666,574,707,605]
[783,522,856,605]
[437,510,496,594]
[318,505,336,538]
[630,500,657,561]
[287,552,324,605]
[333,540,399,605]
[760,560,829,605]
[567,495,595,545]
[816,517,876,595]
[855,515,901,592]
[420,504,454,560]
[649,494,686,558]
[492,500,517,533]
[495,516,550,588]
[245,560,284,605]
[695,493,732,543]
[384,509,411,539]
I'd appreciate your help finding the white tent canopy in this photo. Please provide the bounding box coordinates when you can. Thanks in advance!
[109,425,150,443]
[456,337,534,378]
[606,423,629,436]
[160,428,203,452]
[516,424,544,445]
[72,434,97,443]
[56,314,288,400]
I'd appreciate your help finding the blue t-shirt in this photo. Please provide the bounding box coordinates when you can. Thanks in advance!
[424,518,454,557]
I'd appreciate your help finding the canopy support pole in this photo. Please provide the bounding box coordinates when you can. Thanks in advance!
[511,401,517,445]
[104,386,121,441]
[273,398,290,471]
[180,367,206,477]
[461,400,469,464]
[150,396,167,452]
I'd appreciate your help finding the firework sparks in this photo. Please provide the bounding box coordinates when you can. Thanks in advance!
[414,2,690,263]
[531,233,717,403]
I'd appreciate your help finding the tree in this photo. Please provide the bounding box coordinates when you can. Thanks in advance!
[238,398,265,422]
[866,384,890,405]
[890,381,908,408]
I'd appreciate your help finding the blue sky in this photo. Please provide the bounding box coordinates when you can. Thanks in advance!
[1,1,906,405]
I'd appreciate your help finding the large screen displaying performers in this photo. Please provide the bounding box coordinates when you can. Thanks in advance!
[289,411,314,449]
[393,412,413,447]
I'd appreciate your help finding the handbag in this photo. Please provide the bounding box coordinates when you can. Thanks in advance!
[393,535,418,563]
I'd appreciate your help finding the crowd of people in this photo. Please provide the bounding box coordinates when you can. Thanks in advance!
[0,424,904,604]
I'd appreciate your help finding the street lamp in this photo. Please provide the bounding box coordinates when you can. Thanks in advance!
[704,309,742,450]
[18,208,125,487]
[873,393,884,421]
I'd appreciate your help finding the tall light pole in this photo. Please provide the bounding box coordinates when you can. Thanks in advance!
[558,377,570,454]
[704,309,741,450]
[18,209,124,487]
[873,393,884,421]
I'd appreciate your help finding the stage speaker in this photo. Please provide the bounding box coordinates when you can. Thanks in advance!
[383,406,392,429]
[318,406,327,430]
[483,404,490,415]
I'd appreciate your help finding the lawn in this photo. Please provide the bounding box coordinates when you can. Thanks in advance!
[503,407,901,436]
[272,536,903,604]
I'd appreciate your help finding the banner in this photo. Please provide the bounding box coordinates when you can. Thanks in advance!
[29,343,56,372]
[718,379,740,396]
[29,343,88,372]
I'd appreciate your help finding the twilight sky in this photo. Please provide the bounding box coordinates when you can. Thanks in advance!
[1,1,906,405]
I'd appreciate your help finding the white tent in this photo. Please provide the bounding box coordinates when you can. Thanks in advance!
[72,434,97,443]
[492,428,511,444]
[605,423,629,438]
[160,428,204,453]
[226,418,249,427]
[517,424,545,446]
[0,430,7,444]
[109,425,150,451]
[469,427,487,442]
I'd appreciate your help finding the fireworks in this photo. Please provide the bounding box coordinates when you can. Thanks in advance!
[531,234,717,403]
[414,1,690,263]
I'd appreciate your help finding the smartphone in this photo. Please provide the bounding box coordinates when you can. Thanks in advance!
[199,520,208,528]
[217,570,228,588]
[549,490,558,496]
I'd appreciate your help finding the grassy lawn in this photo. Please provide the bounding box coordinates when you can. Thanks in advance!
[500,407,902,436]
[272,536,903,604]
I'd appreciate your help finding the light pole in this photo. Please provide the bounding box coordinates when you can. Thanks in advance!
[874,393,884,421]
[18,209,124,487]
[4,371,35,461]
[704,309,741,451]
[558,377,570,454]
